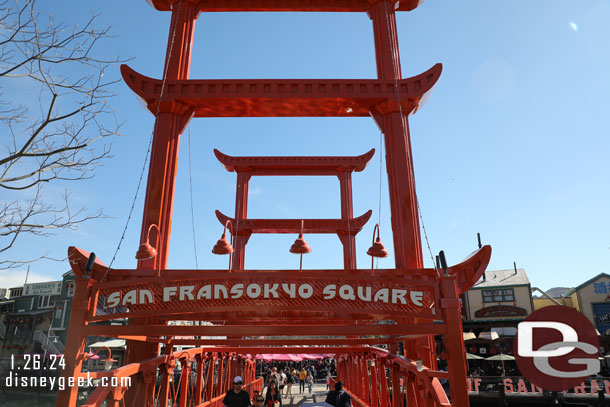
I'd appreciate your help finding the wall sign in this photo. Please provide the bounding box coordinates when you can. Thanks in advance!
[474,305,527,318]
[92,273,438,321]
[23,281,62,296]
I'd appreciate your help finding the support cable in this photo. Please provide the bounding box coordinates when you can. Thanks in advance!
[187,126,199,268]
[382,1,439,276]
[376,128,384,270]
[100,0,185,283]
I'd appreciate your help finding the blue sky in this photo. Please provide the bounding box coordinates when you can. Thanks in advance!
[2,0,609,291]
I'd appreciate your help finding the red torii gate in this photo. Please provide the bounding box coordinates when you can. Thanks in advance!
[57,1,492,407]
[214,149,375,270]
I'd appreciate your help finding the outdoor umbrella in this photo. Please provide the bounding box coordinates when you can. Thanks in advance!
[478,331,500,341]
[466,353,484,360]
[485,353,515,361]
[463,332,477,341]
[260,354,303,362]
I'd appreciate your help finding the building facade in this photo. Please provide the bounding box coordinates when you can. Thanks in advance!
[562,273,610,335]
[463,268,534,327]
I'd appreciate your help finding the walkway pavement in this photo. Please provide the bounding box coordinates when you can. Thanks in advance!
[263,382,331,407]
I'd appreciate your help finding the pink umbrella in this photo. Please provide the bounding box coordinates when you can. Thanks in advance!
[260,354,303,362]
[298,354,326,360]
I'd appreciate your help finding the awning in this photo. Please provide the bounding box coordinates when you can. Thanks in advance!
[478,331,499,341]
[89,339,126,349]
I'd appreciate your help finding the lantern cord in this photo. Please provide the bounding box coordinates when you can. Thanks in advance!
[378,129,383,226]
[382,2,439,276]
[376,128,384,270]
[232,179,242,272]
[187,126,199,268]
[100,0,185,284]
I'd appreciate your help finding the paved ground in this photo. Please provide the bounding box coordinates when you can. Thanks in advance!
[263,382,331,407]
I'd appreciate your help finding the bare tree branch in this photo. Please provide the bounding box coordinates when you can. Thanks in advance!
[0,0,127,269]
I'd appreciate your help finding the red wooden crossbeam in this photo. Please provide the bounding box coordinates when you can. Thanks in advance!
[214,148,375,175]
[120,64,441,117]
[83,322,446,337]
[135,337,426,346]
[215,209,372,234]
[147,0,424,13]
[68,244,490,294]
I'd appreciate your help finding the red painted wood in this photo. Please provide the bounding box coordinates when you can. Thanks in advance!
[83,322,447,338]
[147,0,424,13]
[440,276,469,407]
[215,209,372,234]
[215,149,375,175]
[63,0,485,404]
[120,64,441,118]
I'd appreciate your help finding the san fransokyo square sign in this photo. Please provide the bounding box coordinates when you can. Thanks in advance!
[56,1,493,407]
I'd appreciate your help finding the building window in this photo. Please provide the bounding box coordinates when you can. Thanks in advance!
[9,288,23,298]
[55,304,64,320]
[39,295,51,308]
[482,289,515,303]
[67,282,75,297]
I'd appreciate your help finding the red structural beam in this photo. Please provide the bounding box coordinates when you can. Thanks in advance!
[120,64,441,118]
[214,149,375,175]
[83,322,447,337]
[129,337,427,346]
[67,245,489,294]
[215,209,372,234]
[147,0,424,13]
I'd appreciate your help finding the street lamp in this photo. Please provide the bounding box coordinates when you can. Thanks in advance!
[84,346,117,371]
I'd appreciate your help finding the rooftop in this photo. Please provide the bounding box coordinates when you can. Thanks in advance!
[471,268,529,289]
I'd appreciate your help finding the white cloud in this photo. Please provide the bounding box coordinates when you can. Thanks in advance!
[0,270,57,288]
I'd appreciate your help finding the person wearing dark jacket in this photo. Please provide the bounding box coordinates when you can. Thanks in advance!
[223,376,252,407]
[325,381,351,407]
[265,381,282,407]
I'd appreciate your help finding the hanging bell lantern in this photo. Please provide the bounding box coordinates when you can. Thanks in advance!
[135,224,160,260]
[290,220,310,271]
[212,220,234,255]
[367,224,388,269]
[289,221,311,254]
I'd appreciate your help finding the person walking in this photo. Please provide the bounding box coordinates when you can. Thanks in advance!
[325,381,351,407]
[223,376,252,407]
[279,369,287,396]
[325,372,331,391]
[306,372,314,394]
[299,368,307,393]
[265,381,282,407]
[285,368,294,397]
[253,394,266,407]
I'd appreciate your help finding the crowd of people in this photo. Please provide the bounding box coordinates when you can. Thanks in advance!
[261,366,319,397]
[222,358,350,407]
[222,375,351,407]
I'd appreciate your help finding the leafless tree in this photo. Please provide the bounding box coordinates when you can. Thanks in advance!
[0,0,124,268]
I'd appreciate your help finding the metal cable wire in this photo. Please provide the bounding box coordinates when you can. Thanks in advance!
[101,0,185,283]
[187,126,199,268]
[381,2,439,276]
[376,127,384,270]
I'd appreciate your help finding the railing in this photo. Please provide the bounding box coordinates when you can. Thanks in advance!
[76,348,260,407]
[334,348,451,407]
[0,320,6,339]
[33,330,63,355]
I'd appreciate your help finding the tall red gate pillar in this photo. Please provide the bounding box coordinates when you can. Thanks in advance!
[368,0,436,375]
[126,2,199,406]
[137,0,199,272]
